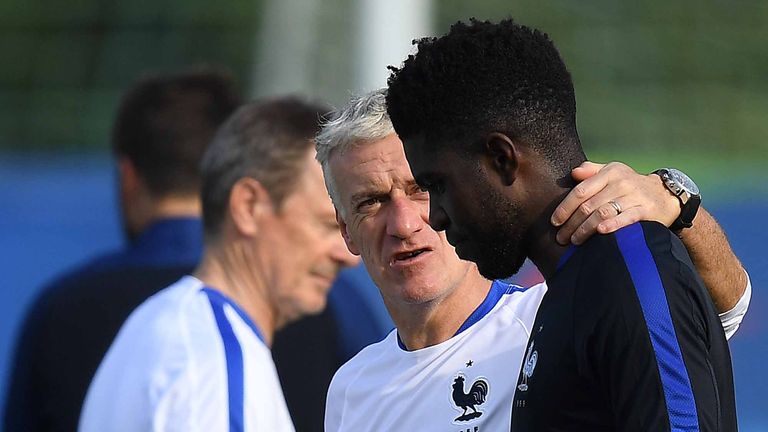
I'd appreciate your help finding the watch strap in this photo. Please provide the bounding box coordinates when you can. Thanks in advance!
[670,194,701,231]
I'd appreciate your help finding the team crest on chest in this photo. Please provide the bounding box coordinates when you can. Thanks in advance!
[450,367,490,424]
[517,340,538,392]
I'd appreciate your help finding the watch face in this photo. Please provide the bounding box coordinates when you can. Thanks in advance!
[668,168,700,195]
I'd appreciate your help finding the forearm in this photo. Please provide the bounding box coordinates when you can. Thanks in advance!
[678,207,747,312]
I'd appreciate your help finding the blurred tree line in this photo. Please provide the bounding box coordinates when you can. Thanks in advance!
[438,0,768,159]
[0,0,259,150]
[1,0,767,159]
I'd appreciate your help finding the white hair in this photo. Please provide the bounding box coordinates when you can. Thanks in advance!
[315,88,394,216]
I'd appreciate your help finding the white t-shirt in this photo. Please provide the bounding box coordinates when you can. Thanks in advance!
[719,270,753,340]
[79,276,294,432]
[325,274,752,431]
[326,280,545,432]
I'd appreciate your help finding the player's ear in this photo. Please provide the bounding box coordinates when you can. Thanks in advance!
[335,208,361,256]
[483,132,519,186]
[117,156,141,200]
[229,177,272,237]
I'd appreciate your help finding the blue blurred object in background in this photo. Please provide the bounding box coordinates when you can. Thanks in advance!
[1,154,766,430]
[0,153,123,414]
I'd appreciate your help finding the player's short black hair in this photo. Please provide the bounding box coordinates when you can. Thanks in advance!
[386,18,585,173]
[113,67,241,197]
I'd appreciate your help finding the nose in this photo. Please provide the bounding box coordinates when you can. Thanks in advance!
[386,196,426,239]
[428,197,449,232]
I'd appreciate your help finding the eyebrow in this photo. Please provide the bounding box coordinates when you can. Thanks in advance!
[348,179,423,205]
[350,189,384,205]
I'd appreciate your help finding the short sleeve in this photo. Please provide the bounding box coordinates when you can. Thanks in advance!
[718,270,752,340]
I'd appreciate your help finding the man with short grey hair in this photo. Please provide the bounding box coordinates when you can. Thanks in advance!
[80,97,358,432]
[317,89,750,431]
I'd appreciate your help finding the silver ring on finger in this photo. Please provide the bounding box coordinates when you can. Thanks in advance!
[608,200,622,215]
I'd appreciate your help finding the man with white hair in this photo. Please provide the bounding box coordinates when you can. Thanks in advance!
[317,89,750,431]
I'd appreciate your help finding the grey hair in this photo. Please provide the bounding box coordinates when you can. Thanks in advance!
[200,96,329,238]
[315,88,394,215]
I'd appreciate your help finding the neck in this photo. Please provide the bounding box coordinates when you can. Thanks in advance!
[129,194,201,236]
[388,266,492,351]
[151,194,201,220]
[193,239,276,346]
[526,177,578,279]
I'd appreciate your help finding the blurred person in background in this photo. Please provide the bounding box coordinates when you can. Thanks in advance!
[318,89,749,431]
[3,68,241,432]
[79,97,358,431]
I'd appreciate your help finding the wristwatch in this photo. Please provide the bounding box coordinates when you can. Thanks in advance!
[652,168,701,231]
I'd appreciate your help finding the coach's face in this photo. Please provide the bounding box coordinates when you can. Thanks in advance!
[328,133,476,307]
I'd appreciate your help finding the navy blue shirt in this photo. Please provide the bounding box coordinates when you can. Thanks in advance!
[85,217,203,271]
[510,222,736,431]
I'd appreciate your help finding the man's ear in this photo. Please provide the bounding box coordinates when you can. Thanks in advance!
[117,157,140,201]
[483,133,519,186]
[229,177,272,237]
[117,156,151,237]
[335,208,361,256]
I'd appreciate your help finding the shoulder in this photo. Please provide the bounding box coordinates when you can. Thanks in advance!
[325,329,399,429]
[603,221,695,289]
[329,330,396,391]
[30,256,192,320]
[106,276,213,360]
[53,249,133,283]
[498,280,548,305]
[81,277,214,430]
[574,221,671,259]
[32,251,127,305]
[570,222,704,324]
[552,223,676,315]
[566,221,677,288]
[334,330,397,374]
[611,221,678,255]
[490,281,548,331]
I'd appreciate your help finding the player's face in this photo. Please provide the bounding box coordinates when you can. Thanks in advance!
[402,135,528,280]
[329,133,476,306]
[262,149,358,325]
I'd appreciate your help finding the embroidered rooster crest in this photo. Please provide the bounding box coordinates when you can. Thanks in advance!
[517,340,538,392]
[451,375,489,422]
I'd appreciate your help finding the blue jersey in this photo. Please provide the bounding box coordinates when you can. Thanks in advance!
[510,222,737,431]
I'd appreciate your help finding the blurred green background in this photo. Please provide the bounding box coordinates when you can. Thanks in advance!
[3,1,767,160]
[0,0,259,150]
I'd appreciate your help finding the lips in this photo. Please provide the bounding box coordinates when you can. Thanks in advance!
[395,249,426,260]
[310,273,334,288]
[309,266,341,287]
[390,247,432,265]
